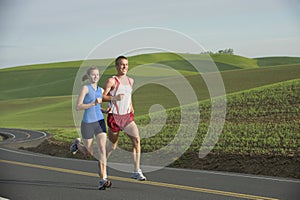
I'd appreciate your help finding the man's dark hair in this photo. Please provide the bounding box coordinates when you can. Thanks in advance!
[115,55,128,65]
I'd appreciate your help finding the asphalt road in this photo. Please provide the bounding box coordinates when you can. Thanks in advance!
[0,129,299,200]
[0,128,47,144]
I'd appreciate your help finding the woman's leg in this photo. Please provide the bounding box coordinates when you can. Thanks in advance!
[96,132,107,179]
[82,138,94,156]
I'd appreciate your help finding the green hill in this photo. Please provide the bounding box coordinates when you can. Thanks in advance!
[1,53,299,101]
[0,53,299,128]
[1,52,299,127]
[255,56,300,67]
[210,54,259,69]
[132,52,259,72]
[0,96,73,129]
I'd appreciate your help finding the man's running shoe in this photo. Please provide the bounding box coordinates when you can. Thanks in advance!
[98,179,112,190]
[70,138,81,155]
[132,169,146,181]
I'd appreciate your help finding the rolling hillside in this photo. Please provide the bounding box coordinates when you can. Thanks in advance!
[255,56,300,67]
[0,53,299,127]
[0,53,299,128]
[1,53,300,101]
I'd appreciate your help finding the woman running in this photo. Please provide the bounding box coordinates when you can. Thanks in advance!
[70,66,111,190]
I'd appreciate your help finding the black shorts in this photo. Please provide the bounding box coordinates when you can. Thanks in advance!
[81,119,107,139]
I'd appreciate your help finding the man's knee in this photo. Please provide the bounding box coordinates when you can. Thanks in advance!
[132,136,140,146]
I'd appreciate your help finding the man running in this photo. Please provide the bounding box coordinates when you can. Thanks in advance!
[103,56,146,181]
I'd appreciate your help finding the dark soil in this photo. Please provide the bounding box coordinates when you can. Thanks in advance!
[170,152,300,179]
[23,137,300,179]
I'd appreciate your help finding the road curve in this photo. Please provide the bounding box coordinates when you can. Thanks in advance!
[0,128,47,144]
[0,129,299,200]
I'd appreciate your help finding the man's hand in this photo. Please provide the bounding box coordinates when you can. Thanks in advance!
[114,94,124,101]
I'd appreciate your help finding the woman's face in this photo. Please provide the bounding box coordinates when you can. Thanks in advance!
[89,69,99,83]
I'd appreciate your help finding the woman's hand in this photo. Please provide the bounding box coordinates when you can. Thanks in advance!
[94,98,102,105]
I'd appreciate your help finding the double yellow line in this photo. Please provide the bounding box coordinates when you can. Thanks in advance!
[0,159,278,200]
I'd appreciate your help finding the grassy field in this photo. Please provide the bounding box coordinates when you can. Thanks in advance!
[131,78,299,156]
[255,56,300,67]
[0,53,299,158]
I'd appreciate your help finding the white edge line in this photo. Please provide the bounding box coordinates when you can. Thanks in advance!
[14,130,47,143]
[0,129,47,144]
[0,132,16,140]
[0,147,299,184]
[165,167,300,183]
[0,197,10,200]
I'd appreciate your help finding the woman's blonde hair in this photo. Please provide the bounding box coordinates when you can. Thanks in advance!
[82,67,99,83]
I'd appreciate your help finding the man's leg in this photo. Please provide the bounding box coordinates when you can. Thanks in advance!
[106,129,119,160]
[124,122,141,171]
[124,122,146,180]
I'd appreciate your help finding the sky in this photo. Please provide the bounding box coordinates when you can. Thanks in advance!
[0,0,299,68]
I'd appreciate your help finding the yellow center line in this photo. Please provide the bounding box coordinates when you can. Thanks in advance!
[0,159,278,200]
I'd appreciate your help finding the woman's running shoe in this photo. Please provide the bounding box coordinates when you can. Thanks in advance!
[98,179,112,190]
[69,138,81,155]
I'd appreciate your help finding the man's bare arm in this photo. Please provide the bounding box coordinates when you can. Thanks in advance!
[102,78,124,102]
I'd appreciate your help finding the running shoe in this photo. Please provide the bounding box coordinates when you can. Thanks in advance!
[132,169,147,181]
[69,138,81,155]
[98,179,112,190]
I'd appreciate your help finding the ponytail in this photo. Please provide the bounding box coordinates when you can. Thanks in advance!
[82,74,89,82]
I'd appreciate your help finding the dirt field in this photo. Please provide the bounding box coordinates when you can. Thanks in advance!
[23,137,300,179]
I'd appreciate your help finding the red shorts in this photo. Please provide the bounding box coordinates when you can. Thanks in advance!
[107,112,134,132]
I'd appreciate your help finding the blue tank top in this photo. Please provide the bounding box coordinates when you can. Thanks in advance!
[82,84,104,123]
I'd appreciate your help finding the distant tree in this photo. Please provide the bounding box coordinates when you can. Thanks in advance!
[225,48,234,55]
[201,48,234,55]
[217,48,234,55]
[200,51,214,54]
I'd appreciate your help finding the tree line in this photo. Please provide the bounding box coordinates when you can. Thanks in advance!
[200,48,234,55]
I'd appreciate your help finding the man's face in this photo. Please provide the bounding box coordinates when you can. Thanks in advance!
[116,58,128,75]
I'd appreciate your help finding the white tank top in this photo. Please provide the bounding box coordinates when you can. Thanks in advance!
[109,76,133,115]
